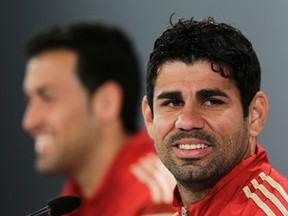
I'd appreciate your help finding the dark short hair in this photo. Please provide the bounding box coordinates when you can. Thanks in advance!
[25,21,141,133]
[147,17,261,117]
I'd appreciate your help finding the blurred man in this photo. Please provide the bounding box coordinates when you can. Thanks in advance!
[142,17,288,215]
[22,21,175,216]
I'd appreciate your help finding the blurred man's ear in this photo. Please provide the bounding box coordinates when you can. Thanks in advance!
[91,81,123,123]
[248,91,269,137]
[142,96,154,139]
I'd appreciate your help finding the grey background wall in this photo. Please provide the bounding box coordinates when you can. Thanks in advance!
[1,0,287,215]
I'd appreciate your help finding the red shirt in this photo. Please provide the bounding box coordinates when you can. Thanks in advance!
[172,144,288,215]
[61,130,176,216]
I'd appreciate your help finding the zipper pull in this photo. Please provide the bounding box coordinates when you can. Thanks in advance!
[181,207,188,216]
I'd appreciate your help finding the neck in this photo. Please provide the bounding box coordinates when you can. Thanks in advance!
[71,121,129,198]
[177,180,216,207]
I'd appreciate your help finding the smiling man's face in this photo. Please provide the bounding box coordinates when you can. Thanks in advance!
[143,60,254,186]
[22,49,96,174]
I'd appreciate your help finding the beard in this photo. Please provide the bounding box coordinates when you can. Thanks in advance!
[155,123,249,188]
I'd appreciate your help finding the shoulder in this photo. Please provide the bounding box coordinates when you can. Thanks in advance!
[242,170,288,215]
[114,130,176,203]
[130,152,176,204]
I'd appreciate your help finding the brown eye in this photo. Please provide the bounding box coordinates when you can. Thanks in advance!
[162,99,184,107]
[204,98,224,106]
[23,94,30,104]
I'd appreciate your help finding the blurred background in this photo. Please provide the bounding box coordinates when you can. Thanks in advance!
[1,0,288,215]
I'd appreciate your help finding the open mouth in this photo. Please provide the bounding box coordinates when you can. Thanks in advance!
[35,135,54,155]
[173,142,211,159]
[178,144,209,150]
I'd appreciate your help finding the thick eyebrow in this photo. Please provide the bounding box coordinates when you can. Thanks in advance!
[156,91,183,100]
[23,85,54,101]
[196,89,229,100]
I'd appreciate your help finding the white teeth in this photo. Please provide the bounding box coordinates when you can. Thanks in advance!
[178,144,208,150]
[35,135,54,153]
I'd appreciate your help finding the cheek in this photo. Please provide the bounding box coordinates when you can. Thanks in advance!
[153,112,177,141]
[55,105,90,135]
[54,109,77,127]
[210,112,244,139]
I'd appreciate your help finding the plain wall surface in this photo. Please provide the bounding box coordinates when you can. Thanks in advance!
[1,0,287,215]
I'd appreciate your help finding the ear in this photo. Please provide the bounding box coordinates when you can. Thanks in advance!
[91,81,123,123]
[142,96,154,139]
[248,91,269,137]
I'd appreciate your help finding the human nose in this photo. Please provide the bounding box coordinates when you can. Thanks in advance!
[22,100,43,133]
[175,105,205,130]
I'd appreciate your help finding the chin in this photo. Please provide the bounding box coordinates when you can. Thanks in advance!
[35,161,58,175]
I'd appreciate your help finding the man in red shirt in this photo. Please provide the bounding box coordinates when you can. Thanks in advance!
[142,17,288,215]
[22,22,175,215]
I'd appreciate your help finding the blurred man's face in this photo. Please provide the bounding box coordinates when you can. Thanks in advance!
[22,49,96,174]
[143,60,254,186]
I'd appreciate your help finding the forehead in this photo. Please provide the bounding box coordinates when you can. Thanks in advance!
[23,49,79,92]
[154,60,238,96]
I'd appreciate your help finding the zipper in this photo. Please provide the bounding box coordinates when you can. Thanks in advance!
[181,206,188,216]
